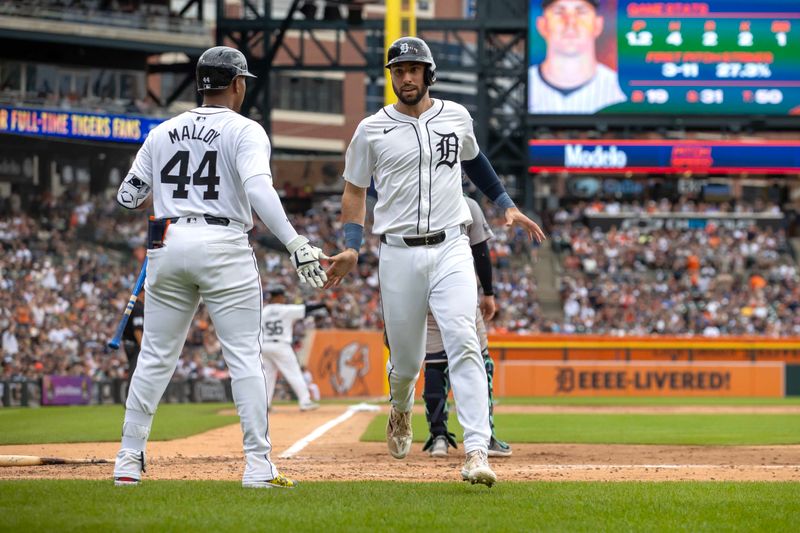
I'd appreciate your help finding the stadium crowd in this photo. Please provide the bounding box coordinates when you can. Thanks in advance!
[4,191,798,383]
[1,191,541,381]
[550,199,800,336]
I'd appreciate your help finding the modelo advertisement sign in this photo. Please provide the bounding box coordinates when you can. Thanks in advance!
[528,139,800,174]
[528,0,800,115]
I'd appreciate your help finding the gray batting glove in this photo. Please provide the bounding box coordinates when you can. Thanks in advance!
[287,235,328,289]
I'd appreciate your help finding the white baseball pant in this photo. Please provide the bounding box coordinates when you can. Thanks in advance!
[261,341,312,407]
[118,219,277,483]
[379,228,491,453]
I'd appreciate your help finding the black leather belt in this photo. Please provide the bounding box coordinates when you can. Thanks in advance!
[166,214,230,226]
[380,230,446,247]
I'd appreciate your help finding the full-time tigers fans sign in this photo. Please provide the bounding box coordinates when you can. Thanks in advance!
[0,105,163,144]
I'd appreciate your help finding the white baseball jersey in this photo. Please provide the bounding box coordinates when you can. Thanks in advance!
[128,106,272,230]
[343,99,478,235]
[261,304,305,345]
[426,196,492,355]
[528,63,627,114]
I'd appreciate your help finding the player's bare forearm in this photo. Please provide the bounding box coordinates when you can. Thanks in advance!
[324,183,367,289]
[341,181,367,225]
[504,207,546,243]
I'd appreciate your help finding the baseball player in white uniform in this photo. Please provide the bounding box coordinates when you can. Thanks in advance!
[112,46,327,489]
[260,284,325,411]
[423,196,512,458]
[325,37,545,487]
[528,0,626,114]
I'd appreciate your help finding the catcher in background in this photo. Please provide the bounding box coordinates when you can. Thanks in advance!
[422,195,512,458]
[120,291,144,390]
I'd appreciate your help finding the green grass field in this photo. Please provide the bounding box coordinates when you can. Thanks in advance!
[1,480,798,532]
[2,400,799,531]
[0,403,238,445]
[362,412,800,445]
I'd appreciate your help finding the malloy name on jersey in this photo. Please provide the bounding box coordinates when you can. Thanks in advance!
[167,124,222,145]
[565,145,628,169]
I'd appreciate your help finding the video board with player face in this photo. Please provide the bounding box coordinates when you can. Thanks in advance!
[528,0,800,116]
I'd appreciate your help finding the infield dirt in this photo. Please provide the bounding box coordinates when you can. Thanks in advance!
[1,404,799,482]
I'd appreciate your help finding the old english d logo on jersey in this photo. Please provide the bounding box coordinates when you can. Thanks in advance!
[434,131,459,169]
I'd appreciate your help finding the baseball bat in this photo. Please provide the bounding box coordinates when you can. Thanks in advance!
[0,455,110,467]
[107,257,148,350]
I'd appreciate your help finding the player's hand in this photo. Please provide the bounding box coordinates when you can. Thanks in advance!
[323,248,359,289]
[287,236,329,289]
[479,294,496,321]
[504,207,546,243]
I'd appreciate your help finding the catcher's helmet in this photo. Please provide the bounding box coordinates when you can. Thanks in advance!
[385,37,437,86]
[196,46,256,92]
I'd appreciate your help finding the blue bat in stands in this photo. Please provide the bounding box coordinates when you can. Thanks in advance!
[108,258,148,350]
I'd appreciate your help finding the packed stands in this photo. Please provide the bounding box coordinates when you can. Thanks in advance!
[550,199,799,336]
[1,192,542,380]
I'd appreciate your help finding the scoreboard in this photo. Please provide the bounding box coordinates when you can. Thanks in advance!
[528,0,800,116]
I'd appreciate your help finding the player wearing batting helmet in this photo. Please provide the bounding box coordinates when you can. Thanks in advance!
[325,36,545,487]
[112,44,327,489]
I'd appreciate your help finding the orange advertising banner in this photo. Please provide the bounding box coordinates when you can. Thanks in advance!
[496,361,785,398]
[487,334,800,362]
[305,330,386,398]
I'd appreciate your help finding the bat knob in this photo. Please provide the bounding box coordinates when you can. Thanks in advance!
[108,341,120,350]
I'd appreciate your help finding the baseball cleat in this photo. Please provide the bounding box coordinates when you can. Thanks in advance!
[429,435,449,458]
[299,401,320,412]
[461,450,497,487]
[242,473,298,489]
[386,406,412,459]
[488,437,513,457]
[113,449,145,486]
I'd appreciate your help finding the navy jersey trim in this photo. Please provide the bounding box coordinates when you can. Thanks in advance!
[537,65,593,97]
[381,107,423,233]
[423,100,445,233]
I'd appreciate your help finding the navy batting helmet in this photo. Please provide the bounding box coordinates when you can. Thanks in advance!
[267,284,286,297]
[385,37,437,86]
[196,46,256,92]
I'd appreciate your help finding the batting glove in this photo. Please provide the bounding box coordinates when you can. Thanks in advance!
[287,236,328,288]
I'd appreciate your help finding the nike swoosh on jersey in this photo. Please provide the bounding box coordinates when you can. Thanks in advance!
[383,126,398,134]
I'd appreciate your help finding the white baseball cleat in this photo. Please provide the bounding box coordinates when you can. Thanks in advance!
[460,449,497,487]
[429,435,449,458]
[386,406,412,459]
[113,449,145,487]
[299,401,320,411]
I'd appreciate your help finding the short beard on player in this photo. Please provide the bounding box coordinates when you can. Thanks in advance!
[393,82,428,106]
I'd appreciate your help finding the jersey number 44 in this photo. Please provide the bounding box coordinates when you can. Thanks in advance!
[161,150,221,200]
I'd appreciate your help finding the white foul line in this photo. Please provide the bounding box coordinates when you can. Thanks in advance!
[279,403,380,459]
